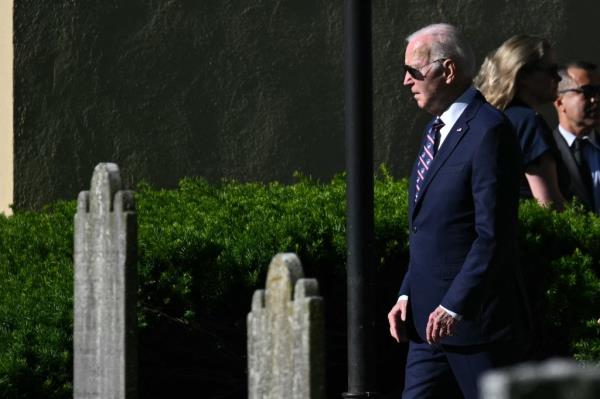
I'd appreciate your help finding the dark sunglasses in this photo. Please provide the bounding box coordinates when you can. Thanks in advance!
[403,58,446,80]
[558,84,600,99]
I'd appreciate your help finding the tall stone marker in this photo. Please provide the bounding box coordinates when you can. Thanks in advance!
[248,253,325,399]
[74,163,137,399]
[480,358,600,399]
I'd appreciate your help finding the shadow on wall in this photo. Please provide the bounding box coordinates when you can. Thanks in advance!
[13,0,600,209]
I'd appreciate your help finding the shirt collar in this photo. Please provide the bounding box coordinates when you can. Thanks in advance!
[435,87,475,149]
[558,124,580,147]
[439,87,475,130]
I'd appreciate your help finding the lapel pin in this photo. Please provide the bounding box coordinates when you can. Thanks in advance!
[456,127,463,132]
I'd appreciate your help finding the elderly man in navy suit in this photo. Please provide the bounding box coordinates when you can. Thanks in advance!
[387,24,526,398]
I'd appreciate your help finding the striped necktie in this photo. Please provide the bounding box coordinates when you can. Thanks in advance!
[415,117,444,201]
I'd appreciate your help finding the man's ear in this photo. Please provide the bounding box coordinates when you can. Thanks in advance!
[554,95,565,113]
[443,59,457,84]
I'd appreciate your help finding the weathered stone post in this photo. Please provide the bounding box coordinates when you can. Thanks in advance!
[480,358,600,399]
[74,163,137,399]
[247,253,326,399]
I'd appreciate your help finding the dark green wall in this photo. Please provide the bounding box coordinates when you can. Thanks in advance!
[14,0,600,209]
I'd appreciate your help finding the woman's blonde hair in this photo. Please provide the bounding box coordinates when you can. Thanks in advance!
[474,35,552,110]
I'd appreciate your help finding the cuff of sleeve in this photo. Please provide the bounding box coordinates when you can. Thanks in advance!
[397,295,408,303]
[440,305,462,320]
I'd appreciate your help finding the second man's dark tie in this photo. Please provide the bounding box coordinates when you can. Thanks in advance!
[572,137,593,197]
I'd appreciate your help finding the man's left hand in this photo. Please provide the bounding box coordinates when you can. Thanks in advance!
[426,306,458,344]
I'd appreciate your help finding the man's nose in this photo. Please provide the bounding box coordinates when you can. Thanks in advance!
[403,71,413,85]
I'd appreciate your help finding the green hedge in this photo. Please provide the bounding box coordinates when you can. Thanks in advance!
[0,170,598,398]
[0,201,74,398]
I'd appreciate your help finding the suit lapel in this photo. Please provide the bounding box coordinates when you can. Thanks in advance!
[588,130,600,148]
[410,92,484,219]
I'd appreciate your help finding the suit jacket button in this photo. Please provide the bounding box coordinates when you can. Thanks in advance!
[412,226,417,233]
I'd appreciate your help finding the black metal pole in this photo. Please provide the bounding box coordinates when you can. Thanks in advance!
[342,0,377,397]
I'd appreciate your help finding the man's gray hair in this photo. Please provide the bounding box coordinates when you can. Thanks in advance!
[406,23,476,79]
[557,61,598,91]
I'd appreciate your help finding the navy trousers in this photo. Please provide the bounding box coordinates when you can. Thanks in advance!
[402,340,517,399]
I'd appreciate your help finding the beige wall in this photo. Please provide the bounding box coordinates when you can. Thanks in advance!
[0,0,12,215]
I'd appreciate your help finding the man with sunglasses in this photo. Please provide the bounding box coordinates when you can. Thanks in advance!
[387,23,525,399]
[553,61,600,214]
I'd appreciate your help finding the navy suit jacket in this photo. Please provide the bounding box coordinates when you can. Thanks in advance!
[399,89,523,346]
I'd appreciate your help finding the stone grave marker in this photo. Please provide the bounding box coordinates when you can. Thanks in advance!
[247,253,325,399]
[480,358,600,399]
[73,163,137,399]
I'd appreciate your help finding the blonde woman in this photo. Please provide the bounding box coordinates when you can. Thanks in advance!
[475,35,566,210]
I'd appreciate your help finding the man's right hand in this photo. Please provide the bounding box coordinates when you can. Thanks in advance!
[387,299,408,343]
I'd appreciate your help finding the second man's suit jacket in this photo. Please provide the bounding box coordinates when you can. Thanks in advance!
[552,127,594,211]
[399,89,524,347]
